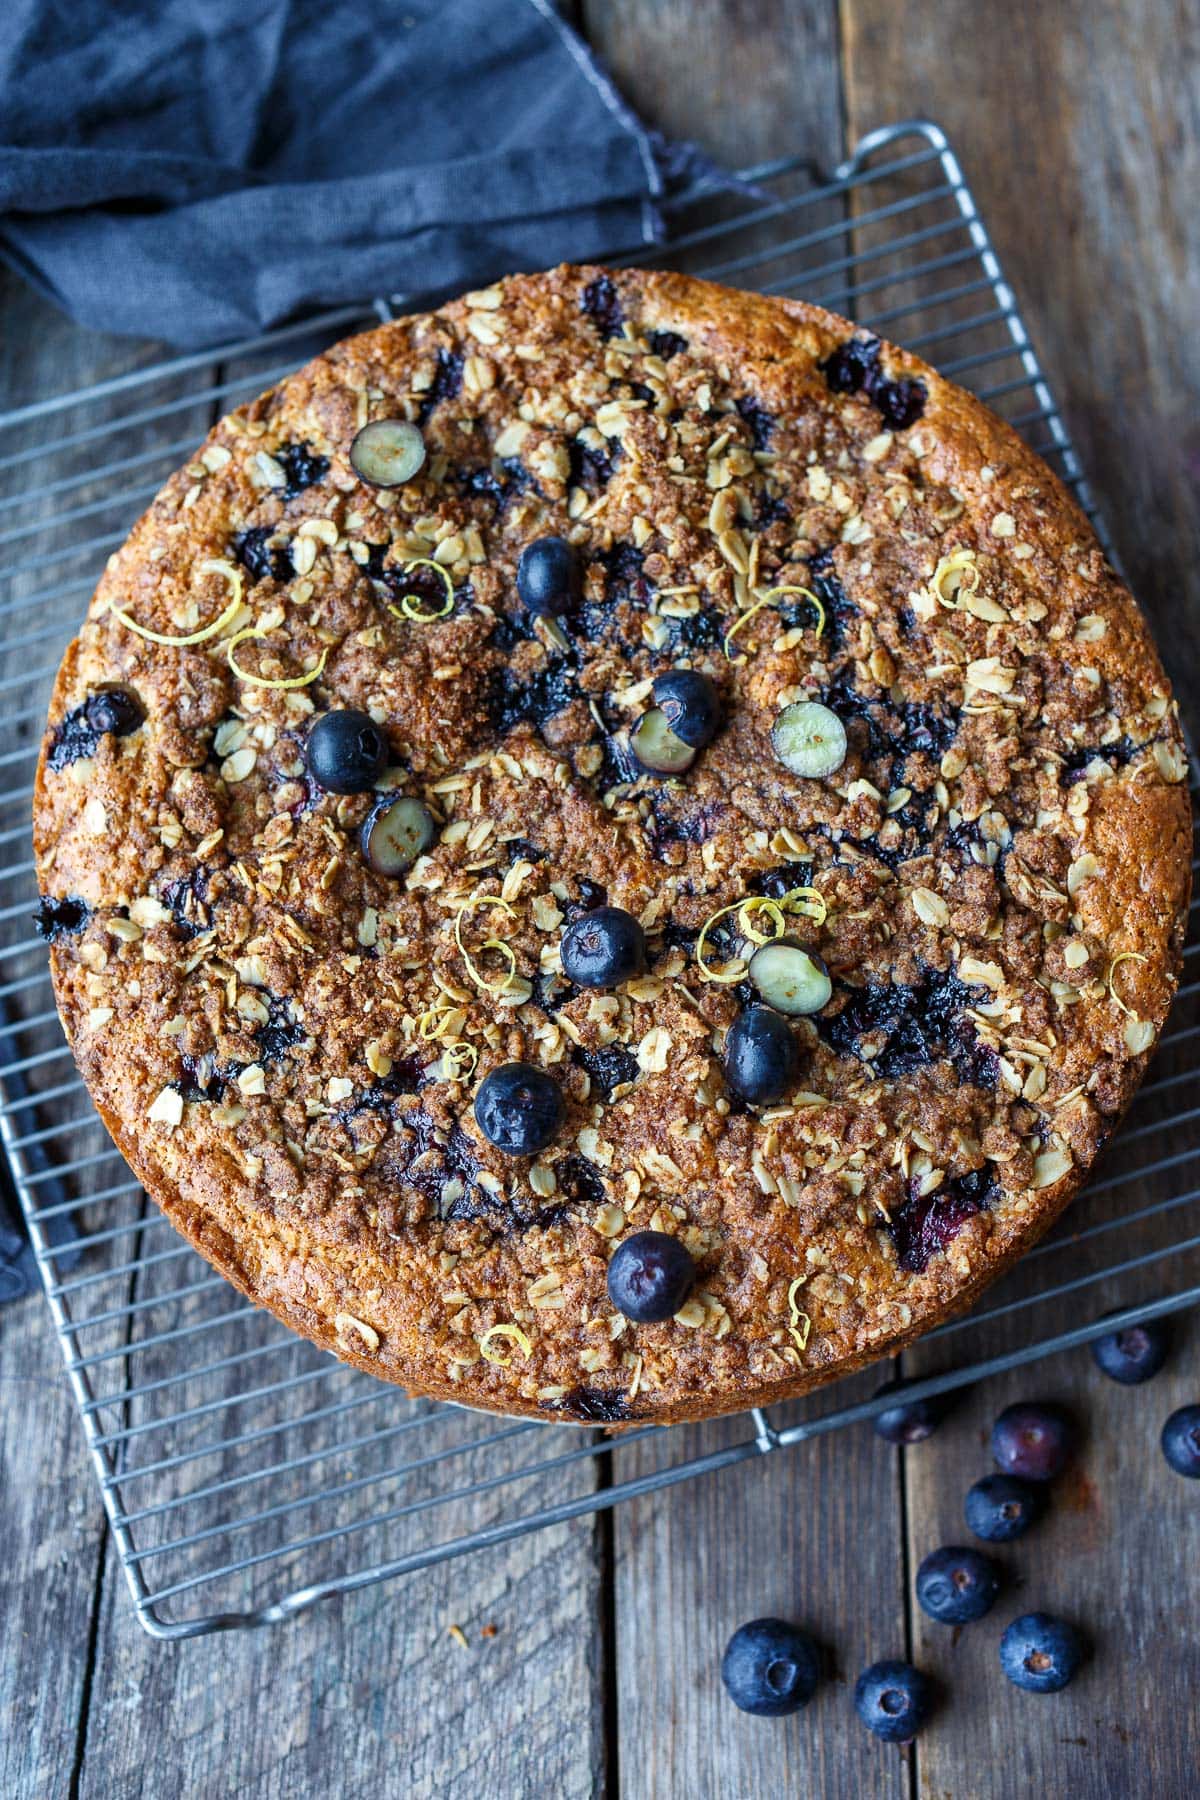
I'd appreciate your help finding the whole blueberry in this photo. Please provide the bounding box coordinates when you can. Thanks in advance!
[853,1660,932,1742]
[1091,1314,1170,1385]
[721,1617,820,1717]
[991,1402,1074,1482]
[652,668,722,750]
[473,1062,563,1156]
[723,1004,801,1106]
[516,535,579,616]
[1161,1404,1200,1478]
[915,1545,1001,1625]
[306,709,389,794]
[964,1473,1045,1543]
[607,1230,695,1324]
[560,906,646,989]
[999,1613,1083,1693]
[872,1375,951,1444]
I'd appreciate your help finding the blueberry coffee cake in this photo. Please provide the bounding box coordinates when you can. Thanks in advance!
[34,267,1191,1424]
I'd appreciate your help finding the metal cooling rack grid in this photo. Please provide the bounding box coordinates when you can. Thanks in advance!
[3,119,1199,1639]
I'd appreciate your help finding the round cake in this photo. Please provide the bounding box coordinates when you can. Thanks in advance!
[34,266,1191,1424]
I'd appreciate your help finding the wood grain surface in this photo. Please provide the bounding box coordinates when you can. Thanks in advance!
[2,2,1198,1796]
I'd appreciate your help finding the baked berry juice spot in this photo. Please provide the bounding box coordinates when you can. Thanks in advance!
[34,268,1190,1424]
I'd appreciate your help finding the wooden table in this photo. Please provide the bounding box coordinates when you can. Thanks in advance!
[3,2,1197,1794]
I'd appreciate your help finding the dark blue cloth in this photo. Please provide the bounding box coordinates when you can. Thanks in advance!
[0,0,668,347]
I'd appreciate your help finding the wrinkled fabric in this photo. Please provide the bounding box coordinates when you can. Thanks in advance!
[0,0,667,347]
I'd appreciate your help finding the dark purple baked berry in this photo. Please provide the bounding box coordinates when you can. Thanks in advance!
[361,793,436,876]
[1161,1405,1200,1478]
[991,1402,1075,1482]
[47,688,144,771]
[999,1613,1083,1693]
[723,1004,801,1106]
[517,536,579,616]
[915,1545,1001,1625]
[721,1618,820,1716]
[607,1230,695,1324]
[853,1660,932,1742]
[1091,1313,1170,1385]
[872,1375,951,1444]
[580,274,623,339]
[560,906,646,989]
[306,709,389,794]
[872,376,926,430]
[34,894,90,942]
[648,329,687,361]
[964,1473,1044,1543]
[473,1062,563,1156]
[652,668,721,749]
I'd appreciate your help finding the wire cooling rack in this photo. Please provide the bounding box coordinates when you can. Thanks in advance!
[3,120,1199,1639]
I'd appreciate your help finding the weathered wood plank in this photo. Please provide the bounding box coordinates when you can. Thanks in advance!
[843,5,1200,1795]
[578,10,911,1797]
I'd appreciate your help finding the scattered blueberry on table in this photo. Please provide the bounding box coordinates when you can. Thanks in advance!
[871,1375,952,1444]
[990,1401,1075,1482]
[853,1659,933,1742]
[963,1473,1044,1543]
[915,1545,1001,1625]
[1091,1315,1171,1385]
[999,1613,1083,1693]
[720,1618,821,1716]
[1160,1404,1200,1478]
[606,1230,695,1324]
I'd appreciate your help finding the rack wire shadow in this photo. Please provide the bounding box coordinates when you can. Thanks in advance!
[2,120,1197,1638]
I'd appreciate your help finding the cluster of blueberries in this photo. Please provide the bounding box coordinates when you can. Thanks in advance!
[721,1313,1199,1738]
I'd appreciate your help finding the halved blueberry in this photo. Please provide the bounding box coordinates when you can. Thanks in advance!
[721,1618,820,1716]
[631,708,695,774]
[723,1004,801,1105]
[474,1062,563,1156]
[653,668,721,749]
[517,536,580,617]
[748,940,831,1016]
[606,1230,695,1323]
[361,793,435,877]
[772,702,847,779]
[350,420,426,487]
[560,906,646,989]
[306,709,389,794]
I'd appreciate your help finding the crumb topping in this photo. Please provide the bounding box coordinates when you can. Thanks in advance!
[34,266,1190,1424]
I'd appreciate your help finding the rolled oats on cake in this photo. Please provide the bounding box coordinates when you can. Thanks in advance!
[34,267,1191,1424]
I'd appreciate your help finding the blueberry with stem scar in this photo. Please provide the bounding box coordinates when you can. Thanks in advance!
[474,1062,563,1156]
[306,710,389,794]
[560,906,646,989]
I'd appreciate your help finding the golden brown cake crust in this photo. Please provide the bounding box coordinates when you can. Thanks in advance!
[34,266,1190,1424]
